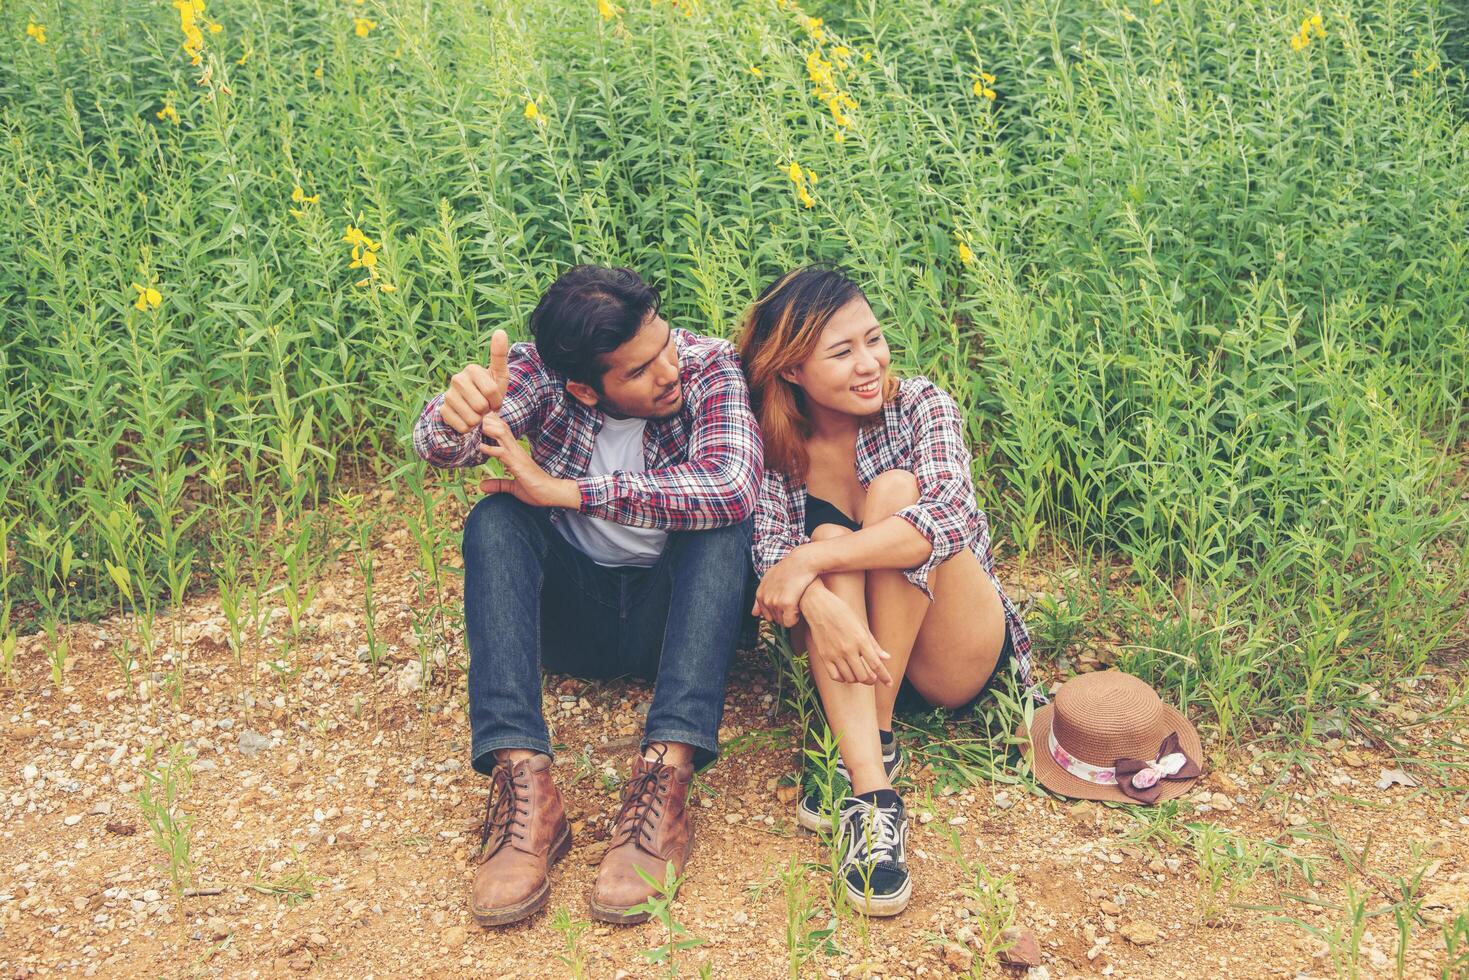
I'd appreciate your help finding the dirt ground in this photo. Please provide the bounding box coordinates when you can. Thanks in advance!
[3,523,1466,979]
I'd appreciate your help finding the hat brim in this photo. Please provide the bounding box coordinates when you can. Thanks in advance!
[1019,702,1203,805]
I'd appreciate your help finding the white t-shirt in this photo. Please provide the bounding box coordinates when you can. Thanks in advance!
[554,415,668,567]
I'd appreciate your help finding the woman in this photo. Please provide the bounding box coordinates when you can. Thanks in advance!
[738,264,1033,916]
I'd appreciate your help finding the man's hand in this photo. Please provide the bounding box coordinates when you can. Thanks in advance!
[752,547,820,628]
[477,413,581,510]
[440,329,510,434]
[799,585,892,687]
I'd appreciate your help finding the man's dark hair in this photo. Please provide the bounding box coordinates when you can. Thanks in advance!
[529,265,661,390]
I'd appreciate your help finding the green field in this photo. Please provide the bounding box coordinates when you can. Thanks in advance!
[3,0,1467,737]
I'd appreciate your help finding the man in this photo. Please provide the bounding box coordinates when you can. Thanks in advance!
[412,265,762,926]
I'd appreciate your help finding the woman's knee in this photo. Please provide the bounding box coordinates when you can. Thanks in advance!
[809,522,855,542]
[864,469,919,520]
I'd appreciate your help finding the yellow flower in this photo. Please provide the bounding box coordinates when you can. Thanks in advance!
[958,241,975,266]
[237,45,252,65]
[524,99,543,123]
[981,71,996,84]
[786,162,802,183]
[131,283,163,311]
[598,0,620,19]
[1290,33,1304,50]
[805,168,817,185]
[291,185,320,205]
[862,49,872,63]
[156,104,180,125]
[1311,13,1325,37]
[342,222,379,250]
[26,22,47,43]
[354,17,376,37]
[833,129,845,144]
[289,208,308,220]
[208,21,223,33]
[378,282,396,293]
[313,65,324,79]
[749,65,763,78]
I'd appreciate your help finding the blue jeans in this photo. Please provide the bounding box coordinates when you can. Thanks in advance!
[462,494,753,775]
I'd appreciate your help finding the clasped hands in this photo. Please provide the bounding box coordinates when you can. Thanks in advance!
[753,547,893,688]
[440,329,581,511]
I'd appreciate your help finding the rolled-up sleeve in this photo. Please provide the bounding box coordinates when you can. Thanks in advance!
[751,469,802,579]
[411,343,545,468]
[890,380,983,599]
[576,343,763,530]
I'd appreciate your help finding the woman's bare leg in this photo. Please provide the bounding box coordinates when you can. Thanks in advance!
[859,470,936,730]
[792,524,888,795]
[861,470,1007,720]
[903,548,1006,708]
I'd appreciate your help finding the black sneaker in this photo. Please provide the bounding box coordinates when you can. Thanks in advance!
[835,794,911,917]
[797,739,905,833]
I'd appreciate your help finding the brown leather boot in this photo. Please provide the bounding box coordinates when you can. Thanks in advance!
[470,753,571,927]
[589,750,695,924]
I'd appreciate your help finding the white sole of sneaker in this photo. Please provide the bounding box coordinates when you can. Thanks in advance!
[844,874,912,917]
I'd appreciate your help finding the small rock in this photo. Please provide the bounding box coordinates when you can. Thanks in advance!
[444,925,467,949]
[105,820,137,836]
[1119,920,1160,945]
[1099,900,1121,916]
[1208,793,1235,811]
[142,889,162,903]
[238,730,271,757]
[998,926,1042,968]
[1025,969,1051,980]
[1375,768,1418,790]
[993,791,1014,810]
[732,911,749,926]
[1066,802,1099,828]
[942,942,973,972]
[64,814,82,827]
[775,784,799,804]
[22,763,38,784]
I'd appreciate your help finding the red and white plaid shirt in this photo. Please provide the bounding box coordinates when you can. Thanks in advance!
[751,376,1033,690]
[413,329,763,531]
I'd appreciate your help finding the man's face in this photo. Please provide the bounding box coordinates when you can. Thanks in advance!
[569,313,683,419]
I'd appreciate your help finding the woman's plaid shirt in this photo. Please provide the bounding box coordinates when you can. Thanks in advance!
[413,329,763,531]
[751,376,1033,691]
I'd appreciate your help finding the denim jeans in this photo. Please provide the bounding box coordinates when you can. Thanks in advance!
[462,494,754,775]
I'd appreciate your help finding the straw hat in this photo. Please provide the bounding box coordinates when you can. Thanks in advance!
[1021,670,1203,805]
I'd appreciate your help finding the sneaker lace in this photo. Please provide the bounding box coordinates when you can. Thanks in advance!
[838,799,902,872]
[609,747,671,854]
[477,764,530,863]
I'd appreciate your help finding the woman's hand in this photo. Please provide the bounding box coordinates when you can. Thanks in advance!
[752,547,820,627]
[798,585,893,687]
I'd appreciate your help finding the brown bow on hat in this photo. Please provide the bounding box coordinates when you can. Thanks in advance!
[1020,670,1204,805]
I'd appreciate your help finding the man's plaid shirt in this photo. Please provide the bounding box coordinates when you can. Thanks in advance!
[751,376,1034,691]
[413,329,763,531]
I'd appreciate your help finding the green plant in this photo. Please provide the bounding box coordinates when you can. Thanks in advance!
[944,828,1018,976]
[548,906,591,979]
[244,848,323,908]
[778,858,841,978]
[136,742,195,896]
[629,861,707,978]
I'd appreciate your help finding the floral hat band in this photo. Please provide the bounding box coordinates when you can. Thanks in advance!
[1046,728,1201,805]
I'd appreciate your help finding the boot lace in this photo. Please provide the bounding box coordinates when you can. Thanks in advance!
[477,763,532,863]
[609,747,672,854]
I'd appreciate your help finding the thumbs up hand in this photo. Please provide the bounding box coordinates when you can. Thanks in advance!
[440,330,511,434]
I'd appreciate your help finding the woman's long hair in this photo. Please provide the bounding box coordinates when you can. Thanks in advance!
[736,264,898,479]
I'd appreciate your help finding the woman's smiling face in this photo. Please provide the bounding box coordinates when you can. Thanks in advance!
[782,296,890,418]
